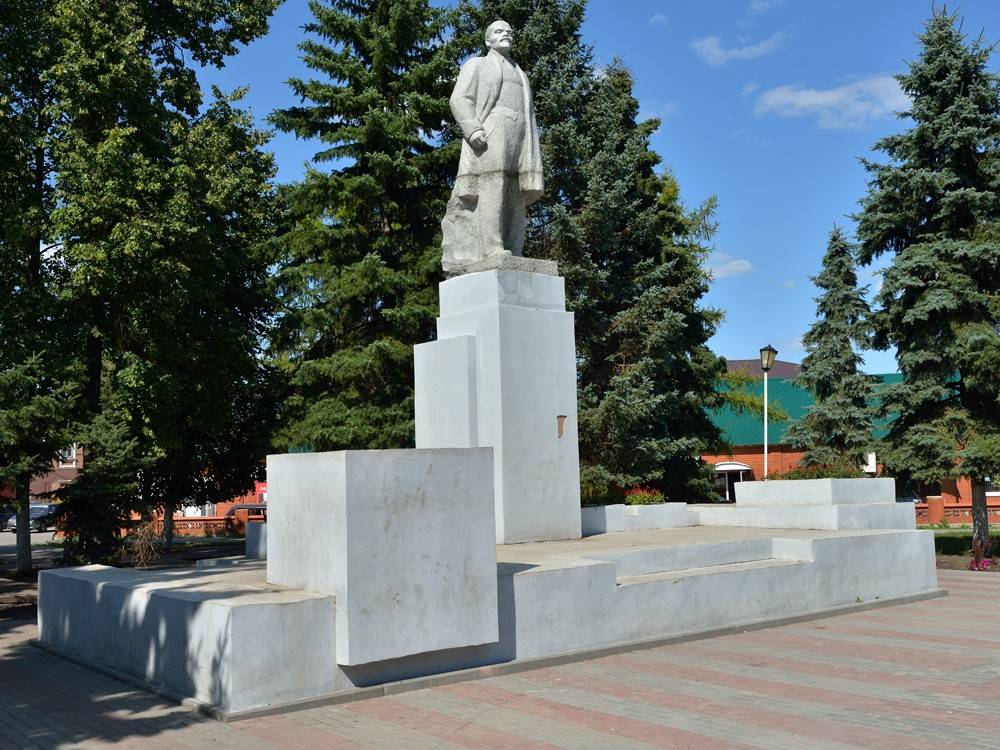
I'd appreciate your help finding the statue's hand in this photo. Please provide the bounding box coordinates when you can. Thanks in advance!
[468,130,487,149]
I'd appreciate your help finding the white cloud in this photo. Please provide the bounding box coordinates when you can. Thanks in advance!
[708,253,754,279]
[749,0,782,13]
[690,32,785,67]
[741,82,760,97]
[649,12,669,26]
[782,279,796,288]
[754,74,909,129]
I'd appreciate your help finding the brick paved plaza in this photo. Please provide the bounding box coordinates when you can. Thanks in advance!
[1,568,997,749]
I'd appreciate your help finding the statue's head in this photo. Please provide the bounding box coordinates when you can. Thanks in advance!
[485,20,513,54]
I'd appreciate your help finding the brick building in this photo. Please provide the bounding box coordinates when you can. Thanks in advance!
[29,444,84,498]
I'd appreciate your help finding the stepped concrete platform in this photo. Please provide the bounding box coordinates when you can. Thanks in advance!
[37,524,939,719]
[693,477,915,530]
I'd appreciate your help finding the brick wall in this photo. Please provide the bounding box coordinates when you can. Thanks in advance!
[701,445,806,480]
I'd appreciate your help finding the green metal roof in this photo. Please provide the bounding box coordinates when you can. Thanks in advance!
[710,374,902,447]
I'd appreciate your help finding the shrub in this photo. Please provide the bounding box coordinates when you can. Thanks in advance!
[624,486,666,505]
[118,520,162,568]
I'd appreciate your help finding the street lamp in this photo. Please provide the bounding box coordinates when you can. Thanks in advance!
[759,345,778,480]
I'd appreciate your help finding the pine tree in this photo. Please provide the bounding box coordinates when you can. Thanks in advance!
[268,0,457,452]
[856,9,1000,549]
[785,227,876,469]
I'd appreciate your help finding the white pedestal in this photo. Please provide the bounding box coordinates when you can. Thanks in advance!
[415,270,582,544]
[245,521,266,559]
[266,448,498,666]
[695,477,914,530]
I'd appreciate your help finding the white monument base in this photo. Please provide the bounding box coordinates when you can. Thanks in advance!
[38,524,938,718]
[415,270,582,543]
[580,503,696,535]
[693,477,914,529]
[245,521,266,559]
[267,448,498,666]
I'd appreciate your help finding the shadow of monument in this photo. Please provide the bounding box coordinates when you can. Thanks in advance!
[0,611,220,747]
[35,566,259,716]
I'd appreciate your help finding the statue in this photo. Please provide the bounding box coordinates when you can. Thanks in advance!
[441,20,552,276]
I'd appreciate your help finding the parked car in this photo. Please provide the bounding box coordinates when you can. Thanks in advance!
[0,503,13,531]
[8,504,61,532]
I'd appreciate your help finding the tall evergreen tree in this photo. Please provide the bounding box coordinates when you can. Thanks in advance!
[856,9,1000,549]
[573,63,726,502]
[457,2,726,501]
[268,0,457,452]
[785,226,876,468]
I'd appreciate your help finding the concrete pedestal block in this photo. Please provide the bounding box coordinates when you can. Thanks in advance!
[415,270,582,544]
[245,521,266,559]
[580,503,694,535]
[734,478,895,506]
[266,448,498,666]
[37,565,339,714]
[692,503,916,530]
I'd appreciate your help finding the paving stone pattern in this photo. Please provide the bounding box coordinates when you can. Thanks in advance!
[1,569,997,749]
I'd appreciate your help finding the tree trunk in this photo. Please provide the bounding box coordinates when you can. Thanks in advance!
[971,476,990,554]
[162,500,175,553]
[14,479,32,577]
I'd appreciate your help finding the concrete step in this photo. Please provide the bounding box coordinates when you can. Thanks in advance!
[691,503,916,530]
[591,537,776,578]
[735,477,895,506]
[616,558,808,587]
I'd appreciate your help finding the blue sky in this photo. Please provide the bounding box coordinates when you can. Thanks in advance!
[198,0,1000,374]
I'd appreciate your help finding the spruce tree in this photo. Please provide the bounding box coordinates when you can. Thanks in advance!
[573,63,726,502]
[856,9,1000,549]
[785,227,876,469]
[269,0,457,451]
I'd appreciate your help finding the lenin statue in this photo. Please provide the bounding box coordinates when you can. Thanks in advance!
[441,20,546,276]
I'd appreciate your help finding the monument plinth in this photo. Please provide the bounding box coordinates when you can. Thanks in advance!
[415,269,582,544]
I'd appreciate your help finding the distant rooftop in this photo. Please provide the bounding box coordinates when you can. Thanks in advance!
[725,358,802,379]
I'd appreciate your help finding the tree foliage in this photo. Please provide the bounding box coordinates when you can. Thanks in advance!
[1,0,280,561]
[856,9,1000,545]
[268,0,457,452]
[785,226,876,467]
[0,1,77,573]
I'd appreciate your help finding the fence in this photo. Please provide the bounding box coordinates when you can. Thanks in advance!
[916,495,1000,525]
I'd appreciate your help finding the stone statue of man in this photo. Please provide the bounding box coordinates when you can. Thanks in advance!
[441,20,545,276]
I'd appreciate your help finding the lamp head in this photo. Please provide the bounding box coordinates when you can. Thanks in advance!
[759,344,778,373]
